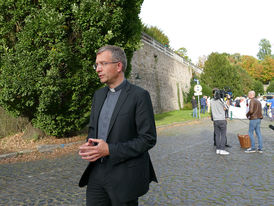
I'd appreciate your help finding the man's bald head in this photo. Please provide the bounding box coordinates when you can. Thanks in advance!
[248,91,255,98]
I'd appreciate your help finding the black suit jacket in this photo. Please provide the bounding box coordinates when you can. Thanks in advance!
[79,81,157,202]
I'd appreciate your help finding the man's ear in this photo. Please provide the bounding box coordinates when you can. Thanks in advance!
[117,62,123,72]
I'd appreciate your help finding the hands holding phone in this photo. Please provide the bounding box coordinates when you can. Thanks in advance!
[79,138,109,162]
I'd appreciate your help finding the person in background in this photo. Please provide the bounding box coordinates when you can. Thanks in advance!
[207,96,211,113]
[245,91,263,153]
[205,96,208,112]
[212,92,231,148]
[268,96,274,121]
[235,97,240,107]
[191,96,198,118]
[211,89,230,155]
[261,97,267,117]
[225,94,231,118]
[200,96,206,114]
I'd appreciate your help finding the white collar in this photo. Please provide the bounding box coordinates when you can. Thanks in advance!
[109,88,115,93]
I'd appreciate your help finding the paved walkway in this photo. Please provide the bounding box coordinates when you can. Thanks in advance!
[0,118,273,205]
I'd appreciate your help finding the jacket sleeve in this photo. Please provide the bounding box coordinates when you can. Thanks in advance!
[246,99,253,118]
[108,90,157,165]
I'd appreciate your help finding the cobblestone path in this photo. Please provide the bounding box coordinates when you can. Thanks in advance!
[0,118,273,206]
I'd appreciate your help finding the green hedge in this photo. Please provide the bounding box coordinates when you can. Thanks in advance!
[0,0,143,136]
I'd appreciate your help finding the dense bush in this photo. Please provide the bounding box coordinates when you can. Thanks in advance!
[0,0,143,136]
[266,80,274,93]
[201,52,244,97]
[142,24,169,47]
[185,77,212,103]
[252,80,264,96]
[182,102,192,110]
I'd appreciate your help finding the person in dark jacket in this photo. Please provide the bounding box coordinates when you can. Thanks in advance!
[245,91,263,153]
[78,45,157,206]
[200,96,206,114]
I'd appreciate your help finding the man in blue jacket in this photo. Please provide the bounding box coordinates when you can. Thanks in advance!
[200,96,206,114]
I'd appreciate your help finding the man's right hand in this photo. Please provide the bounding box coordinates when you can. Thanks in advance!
[78,138,109,162]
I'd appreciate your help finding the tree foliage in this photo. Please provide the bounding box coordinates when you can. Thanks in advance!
[257,38,272,60]
[0,0,144,136]
[175,47,191,62]
[200,53,243,97]
[266,80,274,93]
[240,55,273,84]
[252,80,264,96]
[240,55,263,81]
[185,76,212,103]
[261,56,274,83]
[197,55,207,69]
[234,65,254,95]
[142,24,169,47]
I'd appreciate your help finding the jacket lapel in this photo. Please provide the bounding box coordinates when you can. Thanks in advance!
[107,82,130,138]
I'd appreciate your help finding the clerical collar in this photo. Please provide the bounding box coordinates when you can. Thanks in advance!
[109,79,127,93]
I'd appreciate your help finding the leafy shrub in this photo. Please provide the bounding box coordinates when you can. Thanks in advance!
[182,102,192,110]
[252,80,264,96]
[0,0,144,136]
[185,77,212,103]
[266,80,274,93]
[142,24,169,47]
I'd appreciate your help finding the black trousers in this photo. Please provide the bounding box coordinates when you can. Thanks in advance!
[86,161,138,206]
[213,128,227,146]
[214,130,228,145]
[213,120,227,150]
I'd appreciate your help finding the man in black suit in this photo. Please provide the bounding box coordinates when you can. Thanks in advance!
[78,45,157,206]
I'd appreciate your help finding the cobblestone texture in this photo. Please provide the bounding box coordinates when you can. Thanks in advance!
[0,118,273,206]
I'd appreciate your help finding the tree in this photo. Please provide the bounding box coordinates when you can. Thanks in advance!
[185,77,212,103]
[142,24,169,47]
[239,55,273,84]
[266,80,274,93]
[228,53,241,65]
[234,65,254,95]
[175,47,191,62]
[261,56,274,84]
[201,52,243,97]
[252,80,264,96]
[257,38,272,60]
[240,55,263,81]
[197,55,207,69]
[0,0,144,136]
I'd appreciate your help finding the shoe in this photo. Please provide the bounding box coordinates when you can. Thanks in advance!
[219,150,229,155]
[216,149,220,154]
[225,144,232,148]
[257,149,263,153]
[245,148,256,153]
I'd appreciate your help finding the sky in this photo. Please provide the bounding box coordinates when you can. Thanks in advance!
[139,0,274,64]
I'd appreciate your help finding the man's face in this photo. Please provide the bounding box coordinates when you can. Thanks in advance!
[95,50,120,86]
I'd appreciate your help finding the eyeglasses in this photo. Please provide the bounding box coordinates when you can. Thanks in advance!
[93,61,120,70]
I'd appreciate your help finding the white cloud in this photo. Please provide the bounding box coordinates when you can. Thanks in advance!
[140,0,274,64]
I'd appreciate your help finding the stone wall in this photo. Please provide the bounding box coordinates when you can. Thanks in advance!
[0,35,202,137]
[129,35,201,114]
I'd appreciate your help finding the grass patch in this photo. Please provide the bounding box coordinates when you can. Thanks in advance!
[155,109,210,126]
